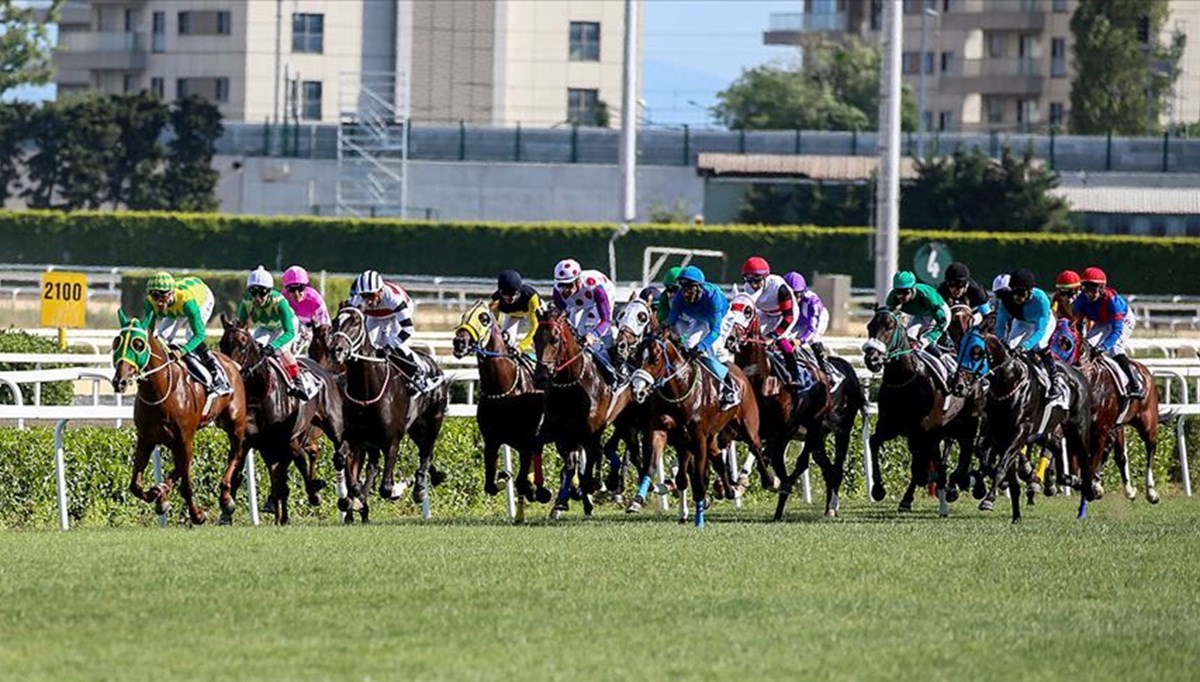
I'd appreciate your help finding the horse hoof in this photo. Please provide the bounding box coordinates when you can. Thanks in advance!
[870,483,886,503]
[944,485,960,504]
[938,509,949,519]
[307,493,321,507]
[336,498,350,512]
[190,510,206,526]
[1045,482,1058,497]
[484,482,500,497]
[824,508,838,518]
[1092,484,1105,500]
[1124,485,1137,500]
[429,468,447,487]
[626,499,643,514]
[535,487,553,504]
[1147,489,1161,504]
[549,508,564,521]
[1011,516,1022,525]
[262,500,277,515]
[979,499,995,512]
[311,479,328,493]
[897,501,912,513]
[1026,490,1036,506]
[610,493,624,506]
[218,511,233,526]
[349,498,364,512]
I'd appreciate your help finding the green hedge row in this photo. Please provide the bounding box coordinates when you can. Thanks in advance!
[3,211,1200,294]
[0,417,1186,528]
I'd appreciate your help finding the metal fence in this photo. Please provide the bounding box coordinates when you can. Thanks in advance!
[216,121,1200,174]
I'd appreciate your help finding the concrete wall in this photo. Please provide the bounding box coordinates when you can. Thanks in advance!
[215,156,705,222]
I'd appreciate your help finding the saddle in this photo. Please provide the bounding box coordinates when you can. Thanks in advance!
[916,349,956,393]
[764,350,816,397]
[1098,355,1133,399]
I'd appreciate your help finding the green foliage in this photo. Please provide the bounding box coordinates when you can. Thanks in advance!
[0,330,73,407]
[902,145,1072,232]
[162,95,223,212]
[646,198,690,224]
[0,0,63,97]
[713,38,917,131]
[107,91,171,210]
[0,101,32,202]
[1070,0,1184,135]
[738,183,872,226]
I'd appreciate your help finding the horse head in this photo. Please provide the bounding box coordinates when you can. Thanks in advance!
[532,308,577,389]
[111,308,154,393]
[724,293,760,360]
[952,327,991,396]
[453,301,495,359]
[862,307,908,373]
[629,333,671,405]
[218,312,259,371]
[947,304,975,347]
[613,298,653,363]
[330,303,369,365]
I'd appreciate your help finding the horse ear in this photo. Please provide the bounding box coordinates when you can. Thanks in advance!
[220,312,233,329]
[117,308,129,328]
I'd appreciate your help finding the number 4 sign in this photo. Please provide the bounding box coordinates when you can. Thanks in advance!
[40,271,88,330]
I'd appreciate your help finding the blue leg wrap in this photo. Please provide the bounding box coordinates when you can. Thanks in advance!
[637,476,653,499]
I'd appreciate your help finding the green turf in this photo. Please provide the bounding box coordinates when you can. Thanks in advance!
[0,496,1197,681]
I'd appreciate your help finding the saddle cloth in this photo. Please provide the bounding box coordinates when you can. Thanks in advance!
[916,349,957,392]
[1099,355,1133,399]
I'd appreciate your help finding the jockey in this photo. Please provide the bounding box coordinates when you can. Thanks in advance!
[996,269,1061,400]
[349,269,435,394]
[667,265,739,409]
[1052,270,1081,321]
[489,269,541,355]
[783,271,834,378]
[886,271,950,356]
[236,266,310,399]
[280,265,330,353]
[141,271,231,395]
[937,262,991,323]
[656,266,683,326]
[551,258,619,384]
[1073,267,1143,397]
[739,256,803,385]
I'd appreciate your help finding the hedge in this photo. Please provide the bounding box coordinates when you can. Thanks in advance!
[3,211,1200,295]
[0,417,1187,528]
[0,330,74,406]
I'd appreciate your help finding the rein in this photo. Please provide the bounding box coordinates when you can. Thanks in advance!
[334,306,395,405]
[646,339,701,403]
[136,345,177,406]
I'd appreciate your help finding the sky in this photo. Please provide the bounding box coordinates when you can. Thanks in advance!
[7,0,799,128]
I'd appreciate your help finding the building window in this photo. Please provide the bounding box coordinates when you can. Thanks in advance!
[176,77,228,103]
[150,77,164,99]
[122,74,138,93]
[178,11,189,35]
[1051,38,1067,77]
[292,13,324,54]
[178,11,230,36]
[986,98,1005,123]
[938,111,953,131]
[923,51,934,74]
[1016,98,1039,126]
[1049,101,1064,126]
[301,81,322,120]
[567,88,600,125]
[902,51,919,74]
[941,50,955,73]
[569,21,600,62]
[1052,0,1068,12]
[152,11,166,52]
[217,11,231,35]
[215,77,228,102]
[987,33,1006,59]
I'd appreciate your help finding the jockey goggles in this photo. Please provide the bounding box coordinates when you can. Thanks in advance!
[742,274,764,285]
[249,286,271,298]
[1081,281,1102,293]
[286,284,306,294]
[149,289,172,301]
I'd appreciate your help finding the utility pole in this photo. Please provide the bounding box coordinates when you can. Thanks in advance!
[273,0,283,126]
[614,0,639,281]
[874,0,901,304]
[917,7,938,159]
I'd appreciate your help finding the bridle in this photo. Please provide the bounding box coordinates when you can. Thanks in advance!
[863,309,914,363]
[538,317,588,387]
[115,326,177,406]
[332,306,393,405]
[631,337,700,404]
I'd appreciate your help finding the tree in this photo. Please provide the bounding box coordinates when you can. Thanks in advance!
[0,101,32,202]
[712,38,917,131]
[107,91,170,210]
[23,95,120,210]
[737,183,871,226]
[0,0,64,97]
[1070,0,1185,135]
[163,95,224,212]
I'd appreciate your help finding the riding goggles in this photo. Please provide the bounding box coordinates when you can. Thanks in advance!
[249,286,271,297]
[286,284,306,294]
[149,290,172,301]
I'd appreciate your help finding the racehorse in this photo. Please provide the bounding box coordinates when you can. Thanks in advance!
[607,298,665,507]
[532,307,630,518]
[862,308,979,516]
[452,302,552,507]
[1050,319,1164,509]
[328,302,448,522]
[218,315,349,525]
[628,331,763,527]
[726,306,866,519]
[953,327,1092,522]
[307,324,339,371]
[111,310,247,525]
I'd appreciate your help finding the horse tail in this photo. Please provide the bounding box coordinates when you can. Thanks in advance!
[830,356,867,420]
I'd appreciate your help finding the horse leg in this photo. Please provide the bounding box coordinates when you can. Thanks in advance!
[676,442,692,524]
[898,441,922,513]
[128,439,158,505]
[550,443,573,519]
[268,456,290,525]
[867,420,899,502]
[483,440,501,497]
[171,439,205,526]
[219,438,250,517]
[581,441,601,517]
[1111,428,1136,500]
[628,429,665,513]
[1134,414,1161,504]
[379,438,405,502]
[693,436,710,529]
[602,429,625,498]
[410,419,441,508]
[1007,466,1022,524]
[823,423,853,518]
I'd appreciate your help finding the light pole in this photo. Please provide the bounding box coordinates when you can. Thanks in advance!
[916,6,939,159]
[874,0,902,305]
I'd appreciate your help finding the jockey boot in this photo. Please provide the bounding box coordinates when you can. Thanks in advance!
[388,348,431,394]
[719,373,740,410]
[286,372,308,400]
[1114,354,1145,398]
[196,345,232,396]
[811,341,834,380]
[782,348,802,386]
[1040,350,1063,401]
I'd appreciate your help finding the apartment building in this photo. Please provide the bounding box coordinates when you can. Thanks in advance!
[53,0,640,127]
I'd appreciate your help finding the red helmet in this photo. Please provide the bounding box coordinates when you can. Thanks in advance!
[1054,270,1081,290]
[1081,267,1107,285]
[741,256,770,277]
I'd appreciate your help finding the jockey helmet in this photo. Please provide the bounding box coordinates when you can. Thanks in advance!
[662,266,683,288]
[741,256,770,277]
[1008,269,1035,292]
[1055,269,1081,290]
[497,269,523,294]
[282,265,310,288]
[1081,267,1107,285]
[247,265,274,291]
[146,271,175,294]
[991,274,1010,294]
[677,265,706,285]
[945,262,971,284]
[354,270,384,295]
[638,285,660,304]
[554,258,582,284]
[892,271,917,290]
[783,271,807,292]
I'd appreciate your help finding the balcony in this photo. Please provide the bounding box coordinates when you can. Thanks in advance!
[941,0,1048,32]
[764,11,848,45]
[54,31,148,71]
[941,57,1044,96]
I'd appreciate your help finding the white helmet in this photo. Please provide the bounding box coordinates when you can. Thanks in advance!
[554,258,582,284]
[247,265,273,290]
[991,274,1010,294]
[355,269,384,295]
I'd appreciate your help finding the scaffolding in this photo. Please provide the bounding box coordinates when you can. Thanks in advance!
[336,72,409,218]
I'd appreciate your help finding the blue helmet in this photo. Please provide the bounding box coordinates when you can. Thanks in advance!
[677,265,706,285]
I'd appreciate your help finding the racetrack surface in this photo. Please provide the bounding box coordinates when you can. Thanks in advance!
[0,497,1197,681]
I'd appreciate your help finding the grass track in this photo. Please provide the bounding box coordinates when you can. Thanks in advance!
[1,497,1198,681]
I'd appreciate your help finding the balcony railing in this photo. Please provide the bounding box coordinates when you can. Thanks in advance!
[767,12,846,33]
[59,31,146,53]
[949,57,1041,78]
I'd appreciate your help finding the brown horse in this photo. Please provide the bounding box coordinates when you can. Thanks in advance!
[328,303,449,522]
[218,315,350,525]
[726,308,866,519]
[452,302,552,506]
[532,308,629,518]
[111,311,247,525]
[628,331,762,527]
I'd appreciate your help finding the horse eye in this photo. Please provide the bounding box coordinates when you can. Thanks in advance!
[480,313,491,326]
[637,312,647,323]
[111,337,120,351]
[132,338,146,353]
[970,347,982,361]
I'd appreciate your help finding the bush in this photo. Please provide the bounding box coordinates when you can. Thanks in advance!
[0,330,74,406]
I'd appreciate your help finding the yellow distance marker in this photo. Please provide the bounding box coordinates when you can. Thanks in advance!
[40,271,88,350]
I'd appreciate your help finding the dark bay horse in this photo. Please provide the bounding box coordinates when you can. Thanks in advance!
[629,332,762,527]
[218,315,349,525]
[1050,320,1164,510]
[862,308,979,517]
[953,328,1092,522]
[532,308,630,518]
[329,303,448,522]
[452,302,552,507]
[727,308,866,519]
[111,310,247,525]
[609,298,669,509]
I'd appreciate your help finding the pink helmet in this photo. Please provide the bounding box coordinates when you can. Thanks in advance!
[282,265,309,288]
[554,258,582,284]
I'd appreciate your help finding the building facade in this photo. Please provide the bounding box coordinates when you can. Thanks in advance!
[53,0,641,127]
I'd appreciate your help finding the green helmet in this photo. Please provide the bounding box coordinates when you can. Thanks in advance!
[146,271,175,293]
[662,266,684,287]
[892,271,917,290]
